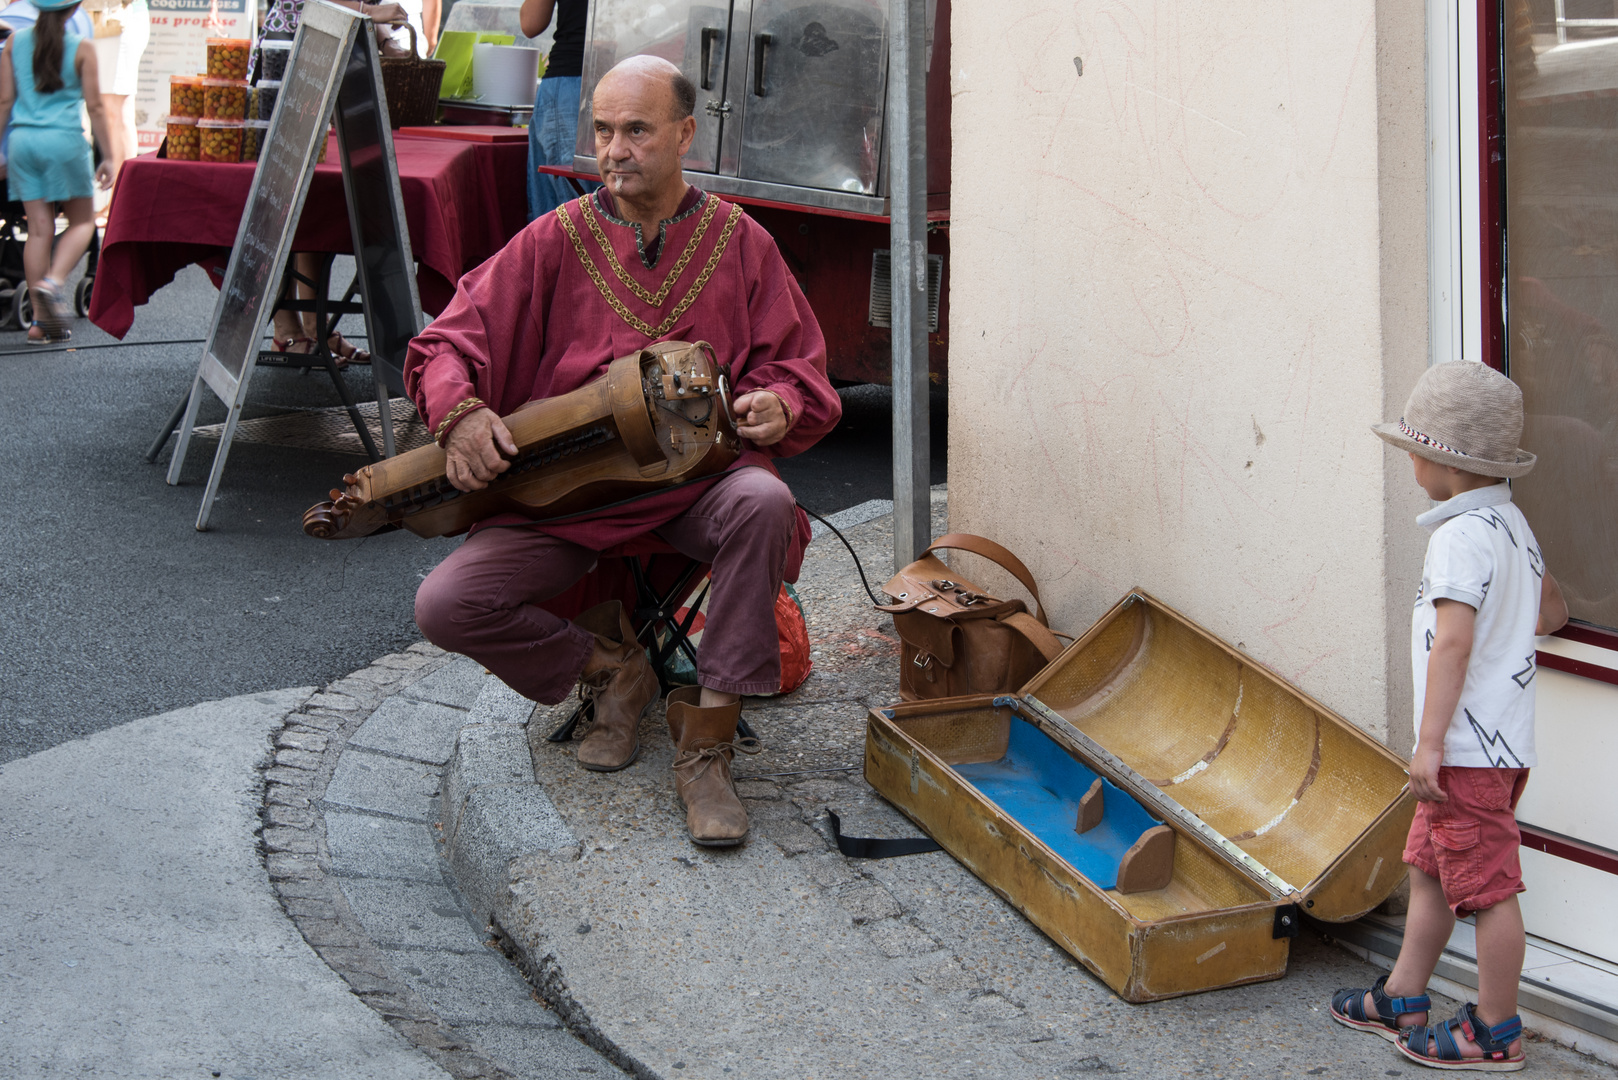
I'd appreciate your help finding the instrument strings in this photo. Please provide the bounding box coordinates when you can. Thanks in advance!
[379,425,620,515]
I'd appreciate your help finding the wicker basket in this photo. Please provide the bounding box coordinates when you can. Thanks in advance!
[379,24,445,128]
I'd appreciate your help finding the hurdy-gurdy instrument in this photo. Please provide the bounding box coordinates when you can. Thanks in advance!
[302,341,738,540]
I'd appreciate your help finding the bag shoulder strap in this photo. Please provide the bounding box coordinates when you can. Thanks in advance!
[924,533,1048,626]
[999,610,1064,663]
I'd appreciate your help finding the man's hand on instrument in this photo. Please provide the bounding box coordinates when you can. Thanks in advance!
[444,409,516,492]
[732,390,790,447]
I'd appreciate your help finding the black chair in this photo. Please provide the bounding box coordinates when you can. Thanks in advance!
[547,547,759,743]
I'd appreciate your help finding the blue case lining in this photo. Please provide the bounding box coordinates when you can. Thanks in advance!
[953,717,1162,890]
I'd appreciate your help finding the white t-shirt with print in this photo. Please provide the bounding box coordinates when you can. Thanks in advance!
[1411,484,1545,768]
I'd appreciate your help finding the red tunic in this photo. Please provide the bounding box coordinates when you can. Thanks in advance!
[404,186,842,579]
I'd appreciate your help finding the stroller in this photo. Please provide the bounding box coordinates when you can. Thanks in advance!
[0,23,101,332]
[0,197,101,330]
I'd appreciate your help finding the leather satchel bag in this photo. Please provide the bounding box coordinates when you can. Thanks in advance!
[877,534,1067,701]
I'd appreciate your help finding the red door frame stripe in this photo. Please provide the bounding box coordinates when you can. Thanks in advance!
[1520,823,1618,877]
[1474,2,1615,878]
[1480,0,1507,371]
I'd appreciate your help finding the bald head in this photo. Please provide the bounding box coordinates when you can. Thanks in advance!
[597,55,696,121]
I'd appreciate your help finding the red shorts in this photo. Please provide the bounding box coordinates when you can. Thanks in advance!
[1403,766,1530,917]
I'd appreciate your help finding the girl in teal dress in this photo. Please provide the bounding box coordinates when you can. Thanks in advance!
[0,0,117,343]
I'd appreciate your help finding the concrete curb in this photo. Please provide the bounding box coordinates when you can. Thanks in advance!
[435,691,660,1080]
[258,644,521,1080]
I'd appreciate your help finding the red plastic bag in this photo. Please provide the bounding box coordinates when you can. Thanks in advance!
[774,583,812,695]
[663,582,812,696]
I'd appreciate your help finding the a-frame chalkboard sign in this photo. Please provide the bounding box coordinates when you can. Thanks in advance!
[166,0,423,530]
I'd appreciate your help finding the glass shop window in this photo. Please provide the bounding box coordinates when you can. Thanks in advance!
[1503,0,1618,631]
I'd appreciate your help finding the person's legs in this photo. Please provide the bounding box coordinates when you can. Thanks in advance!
[656,466,797,699]
[655,467,797,846]
[529,75,592,220]
[1401,895,1526,1064]
[21,200,55,293]
[271,252,364,358]
[1395,768,1530,1067]
[297,251,330,341]
[1382,866,1451,1012]
[526,78,549,221]
[417,525,658,770]
[101,94,131,168]
[270,253,320,349]
[415,526,601,703]
[48,197,97,284]
[1475,895,1526,1031]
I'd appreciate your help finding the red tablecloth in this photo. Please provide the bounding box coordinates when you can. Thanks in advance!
[90,133,529,338]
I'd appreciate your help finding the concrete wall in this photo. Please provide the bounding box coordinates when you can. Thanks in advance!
[947,1,1429,743]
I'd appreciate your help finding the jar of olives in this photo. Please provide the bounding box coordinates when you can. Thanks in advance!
[202,78,249,121]
[205,37,251,79]
[257,38,292,81]
[169,75,204,118]
[252,80,281,121]
[198,118,245,163]
[241,120,271,163]
[166,117,200,161]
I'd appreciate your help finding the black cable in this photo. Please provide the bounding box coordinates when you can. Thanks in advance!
[796,500,885,607]
[0,334,370,358]
[0,336,208,356]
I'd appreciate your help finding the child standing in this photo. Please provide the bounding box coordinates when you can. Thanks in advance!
[0,0,117,343]
[1331,361,1569,1072]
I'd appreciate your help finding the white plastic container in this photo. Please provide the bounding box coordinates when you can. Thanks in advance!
[471,44,540,107]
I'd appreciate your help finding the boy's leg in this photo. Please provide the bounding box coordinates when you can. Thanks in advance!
[1375,865,1452,1021]
[1464,895,1526,1056]
[1401,895,1526,1064]
[1412,863,1525,1062]
[1398,768,1530,1068]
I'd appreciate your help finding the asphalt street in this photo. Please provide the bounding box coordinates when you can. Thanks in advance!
[0,257,946,764]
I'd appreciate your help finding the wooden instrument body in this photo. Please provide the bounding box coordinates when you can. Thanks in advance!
[304,341,739,540]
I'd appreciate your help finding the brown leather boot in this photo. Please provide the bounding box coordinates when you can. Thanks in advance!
[573,601,658,772]
[665,686,761,846]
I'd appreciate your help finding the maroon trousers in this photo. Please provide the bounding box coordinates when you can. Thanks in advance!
[415,467,796,703]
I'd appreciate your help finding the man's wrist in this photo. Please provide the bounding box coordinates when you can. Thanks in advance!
[435,397,488,447]
[768,391,793,430]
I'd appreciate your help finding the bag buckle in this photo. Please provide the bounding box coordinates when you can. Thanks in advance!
[929,578,990,607]
[913,652,933,669]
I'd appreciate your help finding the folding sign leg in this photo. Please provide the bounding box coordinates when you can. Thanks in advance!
[146,386,193,464]
[373,360,396,458]
[164,373,206,486]
[193,390,249,531]
[321,351,381,461]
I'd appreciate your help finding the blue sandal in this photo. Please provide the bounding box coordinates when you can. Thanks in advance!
[1398,1002,1525,1072]
[1330,974,1431,1042]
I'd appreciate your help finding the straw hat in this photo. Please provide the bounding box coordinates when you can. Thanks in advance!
[1372,361,1536,478]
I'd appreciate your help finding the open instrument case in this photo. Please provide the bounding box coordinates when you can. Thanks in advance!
[864,591,1416,1001]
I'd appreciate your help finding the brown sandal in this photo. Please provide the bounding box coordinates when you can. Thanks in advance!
[272,335,318,355]
[327,332,371,367]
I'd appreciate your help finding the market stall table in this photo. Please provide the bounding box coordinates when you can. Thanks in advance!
[90,132,530,339]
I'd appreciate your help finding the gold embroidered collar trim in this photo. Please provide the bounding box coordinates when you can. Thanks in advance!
[579,193,719,306]
[558,198,744,339]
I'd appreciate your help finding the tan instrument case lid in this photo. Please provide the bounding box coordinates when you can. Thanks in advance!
[1007,590,1414,921]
